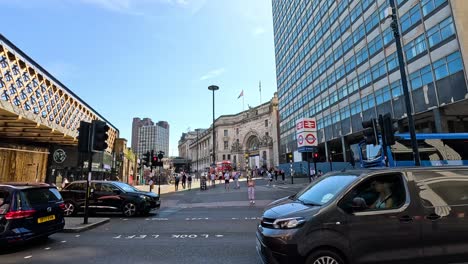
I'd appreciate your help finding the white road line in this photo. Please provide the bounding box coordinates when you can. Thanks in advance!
[24,256,32,259]
[61,241,67,243]
[75,235,80,238]
[44,247,51,250]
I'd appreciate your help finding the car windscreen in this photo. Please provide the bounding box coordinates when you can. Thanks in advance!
[295,175,358,206]
[113,182,139,193]
[22,188,63,206]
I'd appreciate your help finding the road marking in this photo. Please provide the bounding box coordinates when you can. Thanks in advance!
[185,217,209,221]
[75,235,80,238]
[123,219,128,221]
[61,241,67,243]
[44,247,51,250]
[24,256,32,259]
[146,218,169,221]
[112,234,224,240]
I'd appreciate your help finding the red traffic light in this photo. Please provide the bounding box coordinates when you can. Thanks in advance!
[313,153,318,158]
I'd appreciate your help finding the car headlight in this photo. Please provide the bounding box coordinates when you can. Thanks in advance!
[272,217,306,229]
[139,195,148,200]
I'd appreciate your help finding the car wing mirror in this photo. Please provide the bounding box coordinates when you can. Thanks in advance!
[352,197,368,212]
[113,189,121,195]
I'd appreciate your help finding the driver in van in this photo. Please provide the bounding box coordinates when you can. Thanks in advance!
[370,180,394,209]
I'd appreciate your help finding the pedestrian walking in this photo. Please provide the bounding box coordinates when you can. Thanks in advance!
[247,177,256,205]
[187,174,192,190]
[182,172,187,189]
[233,171,240,189]
[281,170,285,182]
[267,170,273,186]
[175,174,180,191]
[318,170,323,178]
[274,169,278,182]
[224,170,231,191]
[210,171,216,188]
[218,171,223,185]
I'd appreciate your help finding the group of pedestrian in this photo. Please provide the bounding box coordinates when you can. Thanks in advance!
[174,171,193,191]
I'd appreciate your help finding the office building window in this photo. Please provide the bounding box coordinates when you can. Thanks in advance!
[227,154,231,160]
[224,141,229,150]
[371,59,387,80]
[433,51,464,80]
[236,128,239,135]
[422,0,447,17]
[265,120,268,127]
[390,81,403,97]
[386,52,398,71]
[224,130,228,136]
[409,65,433,90]
[350,100,362,115]
[404,34,427,60]
[427,17,455,48]
[361,94,375,111]
[401,5,421,32]
[383,27,394,46]
[375,85,392,104]
[223,155,226,160]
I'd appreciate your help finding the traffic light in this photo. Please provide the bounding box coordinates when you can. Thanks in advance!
[313,152,319,162]
[286,153,293,163]
[91,120,109,151]
[142,151,150,166]
[78,121,91,153]
[383,113,399,146]
[153,151,164,167]
[362,118,379,145]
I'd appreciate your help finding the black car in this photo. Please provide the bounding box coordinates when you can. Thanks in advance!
[0,183,65,245]
[60,181,160,217]
[257,167,468,264]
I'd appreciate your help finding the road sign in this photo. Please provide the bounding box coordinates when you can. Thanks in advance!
[305,133,316,145]
[296,118,317,133]
[297,134,304,146]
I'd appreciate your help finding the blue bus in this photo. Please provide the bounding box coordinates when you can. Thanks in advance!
[355,133,468,168]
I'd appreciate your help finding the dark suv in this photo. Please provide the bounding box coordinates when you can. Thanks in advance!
[257,167,468,264]
[0,183,65,245]
[60,181,160,217]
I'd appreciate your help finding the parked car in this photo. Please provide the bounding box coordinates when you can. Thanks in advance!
[257,166,468,264]
[60,181,160,217]
[0,183,65,245]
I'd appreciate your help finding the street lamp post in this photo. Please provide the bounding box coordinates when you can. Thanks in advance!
[388,0,421,166]
[208,85,219,166]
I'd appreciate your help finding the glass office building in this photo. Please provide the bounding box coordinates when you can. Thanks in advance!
[272,0,468,163]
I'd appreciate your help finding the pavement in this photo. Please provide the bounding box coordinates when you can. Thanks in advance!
[62,217,110,233]
[0,179,306,264]
[133,176,311,196]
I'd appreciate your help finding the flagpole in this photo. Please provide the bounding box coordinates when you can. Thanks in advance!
[259,81,262,104]
[243,95,245,111]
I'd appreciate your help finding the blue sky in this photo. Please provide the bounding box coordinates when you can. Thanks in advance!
[0,0,277,156]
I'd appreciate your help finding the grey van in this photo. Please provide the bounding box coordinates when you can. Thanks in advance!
[256,167,468,264]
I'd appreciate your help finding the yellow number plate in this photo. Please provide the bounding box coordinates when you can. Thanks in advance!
[38,215,56,223]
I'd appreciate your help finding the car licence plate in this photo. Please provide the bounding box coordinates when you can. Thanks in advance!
[38,215,55,223]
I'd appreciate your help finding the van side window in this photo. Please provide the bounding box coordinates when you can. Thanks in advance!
[0,190,11,214]
[340,174,406,212]
[414,170,468,207]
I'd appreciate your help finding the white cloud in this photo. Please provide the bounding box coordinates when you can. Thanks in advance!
[252,26,266,36]
[199,68,225,81]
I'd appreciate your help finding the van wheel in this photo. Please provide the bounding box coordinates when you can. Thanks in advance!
[123,202,137,217]
[64,201,77,216]
[306,250,345,264]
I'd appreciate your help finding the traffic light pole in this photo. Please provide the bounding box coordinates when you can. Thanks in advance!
[84,151,93,225]
[389,0,421,166]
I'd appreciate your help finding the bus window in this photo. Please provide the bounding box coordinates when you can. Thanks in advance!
[441,139,468,160]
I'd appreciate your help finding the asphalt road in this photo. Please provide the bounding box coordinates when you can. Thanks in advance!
[1,179,306,264]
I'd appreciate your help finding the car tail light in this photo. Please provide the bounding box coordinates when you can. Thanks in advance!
[5,209,36,220]
[59,203,65,210]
